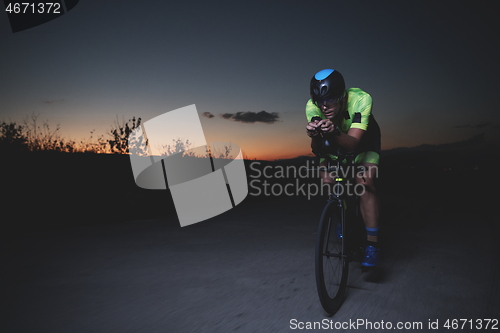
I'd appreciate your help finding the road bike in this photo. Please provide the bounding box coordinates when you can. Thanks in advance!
[313,149,367,315]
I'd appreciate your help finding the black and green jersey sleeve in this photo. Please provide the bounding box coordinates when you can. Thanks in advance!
[342,88,372,132]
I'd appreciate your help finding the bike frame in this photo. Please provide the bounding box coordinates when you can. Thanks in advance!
[314,150,365,315]
[321,151,360,221]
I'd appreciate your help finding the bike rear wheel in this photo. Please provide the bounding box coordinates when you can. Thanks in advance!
[315,200,349,315]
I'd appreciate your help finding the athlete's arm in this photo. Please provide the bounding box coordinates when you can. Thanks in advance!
[312,119,365,152]
[306,119,323,152]
[334,128,365,152]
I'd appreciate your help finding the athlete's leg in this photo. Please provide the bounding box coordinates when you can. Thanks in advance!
[356,162,381,267]
[356,162,380,242]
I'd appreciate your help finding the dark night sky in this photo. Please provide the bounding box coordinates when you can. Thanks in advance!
[1,0,499,160]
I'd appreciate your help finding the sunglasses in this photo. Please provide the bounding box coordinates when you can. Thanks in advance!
[314,97,341,108]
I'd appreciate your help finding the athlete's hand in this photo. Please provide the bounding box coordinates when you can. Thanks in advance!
[306,119,321,137]
[314,119,335,133]
[307,118,336,137]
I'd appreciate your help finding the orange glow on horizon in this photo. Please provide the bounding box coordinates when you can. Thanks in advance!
[239,146,311,161]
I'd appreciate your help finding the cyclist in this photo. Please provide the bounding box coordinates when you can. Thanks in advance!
[305,69,381,267]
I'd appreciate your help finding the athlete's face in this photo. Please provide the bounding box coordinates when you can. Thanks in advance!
[316,98,342,120]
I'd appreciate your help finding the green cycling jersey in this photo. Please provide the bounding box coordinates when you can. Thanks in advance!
[306,87,381,164]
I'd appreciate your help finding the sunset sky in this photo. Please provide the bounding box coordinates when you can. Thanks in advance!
[1,0,499,160]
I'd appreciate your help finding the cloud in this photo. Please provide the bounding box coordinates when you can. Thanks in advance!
[202,112,214,119]
[220,111,279,124]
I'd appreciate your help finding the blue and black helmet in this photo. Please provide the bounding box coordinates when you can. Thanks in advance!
[310,69,345,105]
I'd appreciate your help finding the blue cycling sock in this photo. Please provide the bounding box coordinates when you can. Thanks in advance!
[365,227,379,237]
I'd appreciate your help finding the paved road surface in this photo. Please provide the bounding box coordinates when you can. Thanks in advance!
[2,192,498,332]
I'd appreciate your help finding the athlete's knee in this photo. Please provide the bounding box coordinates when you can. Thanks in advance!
[360,164,379,180]
[356,164,378,190]
[356,175,376,195]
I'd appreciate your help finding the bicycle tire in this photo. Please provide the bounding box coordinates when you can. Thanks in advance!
[315,199,349,315]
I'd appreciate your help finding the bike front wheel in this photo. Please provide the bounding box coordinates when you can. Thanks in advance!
[315,200,349,315]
